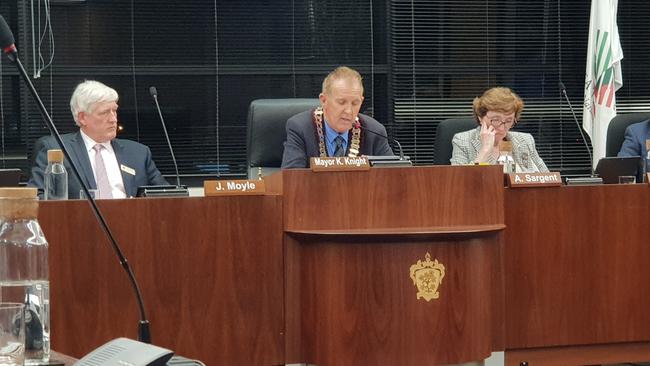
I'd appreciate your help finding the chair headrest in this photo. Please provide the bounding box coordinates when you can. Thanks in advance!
[247,98,320,168]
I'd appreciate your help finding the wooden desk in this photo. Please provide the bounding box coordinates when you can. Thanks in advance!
[51,351,77,365]
[40,168,650,365]
[503,184,650,365]
[42,196,284,365]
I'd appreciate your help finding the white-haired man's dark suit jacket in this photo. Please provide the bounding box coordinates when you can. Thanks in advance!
[28,132,168,198]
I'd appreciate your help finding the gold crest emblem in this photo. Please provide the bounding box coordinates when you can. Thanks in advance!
[409,252,445,302]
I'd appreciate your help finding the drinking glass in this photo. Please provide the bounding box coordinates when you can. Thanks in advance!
[618,175,636,184]
[79,189,97,199]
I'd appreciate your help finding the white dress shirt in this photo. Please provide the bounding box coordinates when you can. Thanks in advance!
[80,131,127,198]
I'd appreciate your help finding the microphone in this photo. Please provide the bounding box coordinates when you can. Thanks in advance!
[559,81,595,175]
[149,86,182,188]
[354,120,407,161]
[0,14,154,344]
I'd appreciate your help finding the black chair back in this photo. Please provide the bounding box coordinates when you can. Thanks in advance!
[246,98,320,177]
[433,117,476,165]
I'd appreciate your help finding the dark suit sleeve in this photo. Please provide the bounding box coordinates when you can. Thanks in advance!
[143,146,169,185]
[281,116,309,169]
[27,136,52,196]
[617,125,641,157]
[372,124,394,156]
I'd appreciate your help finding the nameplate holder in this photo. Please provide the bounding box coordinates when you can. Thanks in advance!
[310,157,370,172]
[507,172,562,188]
[204,179,266,196]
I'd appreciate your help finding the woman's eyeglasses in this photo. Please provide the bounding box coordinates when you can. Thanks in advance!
[489,118,516,128]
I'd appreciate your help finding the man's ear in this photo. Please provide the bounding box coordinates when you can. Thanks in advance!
[77,111,86,126]
[319,93,327,106]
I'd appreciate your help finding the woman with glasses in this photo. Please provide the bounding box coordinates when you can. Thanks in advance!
[450,87,548,172]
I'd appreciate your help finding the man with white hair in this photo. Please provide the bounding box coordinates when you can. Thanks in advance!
[28,80,168,199]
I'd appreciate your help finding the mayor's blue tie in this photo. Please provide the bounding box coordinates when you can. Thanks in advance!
[333,136,345,157]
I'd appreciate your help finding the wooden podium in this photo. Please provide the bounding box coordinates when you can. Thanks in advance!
[266,165,505,365]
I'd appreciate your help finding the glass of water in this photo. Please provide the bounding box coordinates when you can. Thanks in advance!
[618,175,636,184]
[79,189,97,200]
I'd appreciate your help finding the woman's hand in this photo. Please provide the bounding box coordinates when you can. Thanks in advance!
[475,121,496,163]
[479,121,495,152]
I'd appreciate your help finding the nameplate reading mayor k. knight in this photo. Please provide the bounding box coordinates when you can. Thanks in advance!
[204,179,266,196]
[507,172,562,188]
[310,156,370,172]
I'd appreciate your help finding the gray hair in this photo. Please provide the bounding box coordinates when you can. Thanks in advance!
[70,80,119,126]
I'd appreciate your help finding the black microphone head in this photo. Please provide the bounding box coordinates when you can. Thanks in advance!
[0,15,16,50]
[149,86,158,98]
[558,81,566,92]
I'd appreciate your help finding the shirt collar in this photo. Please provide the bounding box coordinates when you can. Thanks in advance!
[323,120,349,145]
[80,130,113,153]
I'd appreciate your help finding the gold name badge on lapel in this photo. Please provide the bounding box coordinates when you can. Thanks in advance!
[120,164,136,176]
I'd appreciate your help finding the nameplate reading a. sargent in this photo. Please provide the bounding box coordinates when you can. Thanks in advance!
[310,156,370,172]
[507,172,562,188]
[204,179,266,196]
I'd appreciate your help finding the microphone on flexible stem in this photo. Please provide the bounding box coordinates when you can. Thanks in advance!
[354,121,407,161]
[559,81,595,176]
[0,15,153,344]
[149,86,181,188]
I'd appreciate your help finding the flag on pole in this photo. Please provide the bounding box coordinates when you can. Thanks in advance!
[583,0,623,168]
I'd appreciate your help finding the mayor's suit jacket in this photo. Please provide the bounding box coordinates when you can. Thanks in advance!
[281,110,394,169]
[28,132,168,198]
[450,127,549,172]
[617,119,650,160]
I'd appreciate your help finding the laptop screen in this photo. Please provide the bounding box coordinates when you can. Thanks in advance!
[594,156,641,184]
[0,169,22,187]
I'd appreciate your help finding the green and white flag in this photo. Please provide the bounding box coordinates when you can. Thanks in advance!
[583,0,623,168]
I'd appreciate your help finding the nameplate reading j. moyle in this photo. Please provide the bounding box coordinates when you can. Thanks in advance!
[507,172,562,188]
[204,179,266,196]
[310,156,370,172]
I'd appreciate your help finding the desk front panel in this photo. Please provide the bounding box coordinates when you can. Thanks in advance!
[504,185,650,349]
[42,196,284,365]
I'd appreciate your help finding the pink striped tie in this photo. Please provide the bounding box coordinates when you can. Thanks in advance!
[93,144,113,199]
